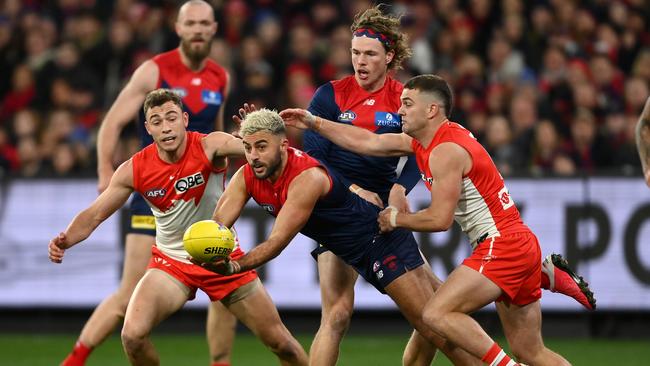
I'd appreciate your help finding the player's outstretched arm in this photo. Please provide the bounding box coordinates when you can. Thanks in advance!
[280,108,413,157]
[235,167,329,272]
[379,143,466,233]
[212,166,250,228]
[49,160,135,263]
[203,131,245,160]
[635,97,650,187]
[96,60,159,192]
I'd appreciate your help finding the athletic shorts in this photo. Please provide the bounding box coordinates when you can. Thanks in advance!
[352,228,424,293]
[128,192,156,236]
[148,245,258,302]
[310,243,329,259]
[462,231,541,306]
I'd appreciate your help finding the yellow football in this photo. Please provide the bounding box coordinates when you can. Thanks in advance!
[183,220,235,263]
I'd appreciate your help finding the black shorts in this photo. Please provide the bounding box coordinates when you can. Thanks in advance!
[127,192,156,236]
[310,243,330,259]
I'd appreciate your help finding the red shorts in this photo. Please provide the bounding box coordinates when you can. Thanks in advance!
[148,246,258,302]
[462,231,541,306]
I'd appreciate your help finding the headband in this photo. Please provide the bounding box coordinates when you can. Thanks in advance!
[353,28,394,49]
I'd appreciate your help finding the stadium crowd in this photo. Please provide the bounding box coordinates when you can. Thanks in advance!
[0,0,648,178]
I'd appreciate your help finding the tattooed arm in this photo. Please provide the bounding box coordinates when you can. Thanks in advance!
[635,97,650,187]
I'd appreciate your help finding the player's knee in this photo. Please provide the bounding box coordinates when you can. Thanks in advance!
[321,303,353,333]
[264,332,303,361]
[421,305,446,334]
[121,329,145,355]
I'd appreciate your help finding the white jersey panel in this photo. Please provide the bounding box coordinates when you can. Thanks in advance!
[151,171,225,262]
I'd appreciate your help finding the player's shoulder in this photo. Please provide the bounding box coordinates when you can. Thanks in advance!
[204,58,227,74]
[152,49,179,65]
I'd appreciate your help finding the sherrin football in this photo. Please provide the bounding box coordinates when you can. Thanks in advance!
[183,220,235,263]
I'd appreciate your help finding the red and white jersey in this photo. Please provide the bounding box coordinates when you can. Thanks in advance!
[412,121,530,247]
[132,131,234,262]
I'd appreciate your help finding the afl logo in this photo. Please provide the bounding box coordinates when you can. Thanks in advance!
[338,110,356,122]
[175,172,205,194]
[145,188,167,198]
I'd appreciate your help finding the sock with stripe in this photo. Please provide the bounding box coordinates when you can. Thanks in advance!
[481,342,519,366]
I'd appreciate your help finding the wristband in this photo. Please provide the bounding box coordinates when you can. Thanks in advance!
[387,206,398,228]
[305,110,317,129]
[314,116,323,131]
[349,184,363,194]
[230,260,241,275]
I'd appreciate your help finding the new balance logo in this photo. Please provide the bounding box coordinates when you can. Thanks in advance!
[363,99,375,106]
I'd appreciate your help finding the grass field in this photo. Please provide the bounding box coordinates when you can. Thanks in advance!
[2,332,649,365]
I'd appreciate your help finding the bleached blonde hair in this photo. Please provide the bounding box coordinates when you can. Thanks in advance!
[239,108,286,137]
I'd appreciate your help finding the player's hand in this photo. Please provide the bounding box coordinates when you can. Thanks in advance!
[232,103,257,127]
[355,188,383,208]
[97,166,114,194]
[190,256,241,276]
[279,108,315,130]
[645,170,650,188]
[378,207,398,233]
[388,184,410,213]
[48,232,68,263]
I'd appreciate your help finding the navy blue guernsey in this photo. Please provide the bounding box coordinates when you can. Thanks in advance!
[305,76,420,202]
[244,148,381,265]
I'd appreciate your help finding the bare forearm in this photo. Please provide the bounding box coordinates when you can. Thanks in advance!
[96,125,121,171]
[315,117,384,156]
[235,236,288,272]
[396,209,452,233]
[62,210,105,249]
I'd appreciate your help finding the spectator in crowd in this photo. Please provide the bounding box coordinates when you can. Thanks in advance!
[0,0,647,179]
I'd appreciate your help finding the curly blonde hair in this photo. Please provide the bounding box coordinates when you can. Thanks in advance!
[350,5,411,70]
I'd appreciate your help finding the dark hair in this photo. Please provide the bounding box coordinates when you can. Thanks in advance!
[350,5,411,70]
[143,89,183,116]
[404,75,454,118]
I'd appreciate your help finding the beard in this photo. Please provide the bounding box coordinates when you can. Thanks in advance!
[252,154,282,180]
[180,38,211,66]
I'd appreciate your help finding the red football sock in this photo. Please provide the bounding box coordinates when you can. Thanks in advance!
[211,363,230,366]
[541,270,550,290]
[481,342,519,366]
[61,340,92,366]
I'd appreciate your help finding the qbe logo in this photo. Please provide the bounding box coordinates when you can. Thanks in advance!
[175,172,205,194]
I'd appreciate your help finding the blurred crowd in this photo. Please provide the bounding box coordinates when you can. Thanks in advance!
[0,0,648,179]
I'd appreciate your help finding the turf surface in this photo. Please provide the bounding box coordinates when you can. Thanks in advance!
[2,333,649,365]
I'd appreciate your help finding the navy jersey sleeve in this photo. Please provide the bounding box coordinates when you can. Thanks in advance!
[395,155,421,194]
[304,83,340,164]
